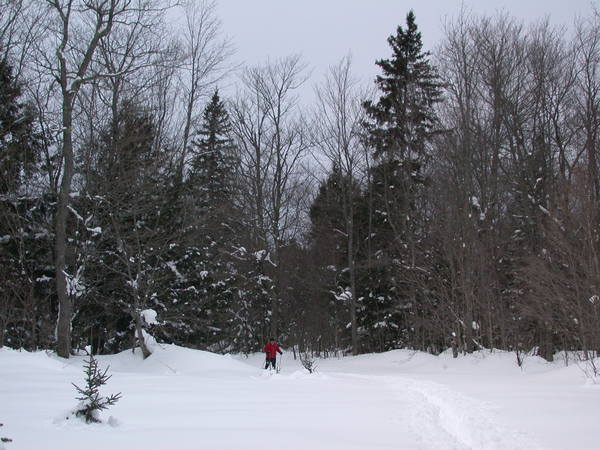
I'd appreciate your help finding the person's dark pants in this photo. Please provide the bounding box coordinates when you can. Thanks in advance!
[265,357,276,369]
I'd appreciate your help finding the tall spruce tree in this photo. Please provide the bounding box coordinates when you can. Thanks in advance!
[360,12,443,351]
[189,89,238,216]
[163,89,242,351]
[363,10,443,164]
[362,12,442,251]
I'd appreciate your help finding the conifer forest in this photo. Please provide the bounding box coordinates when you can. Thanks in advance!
[1,0,599,362]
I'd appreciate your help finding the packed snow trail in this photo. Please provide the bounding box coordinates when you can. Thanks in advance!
[386,376,540,449]
[2,346,597,449]
[312,372,541,450]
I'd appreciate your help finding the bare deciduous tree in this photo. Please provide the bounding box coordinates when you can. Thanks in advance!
[313,55,367,355]
[40,0,175,358]
[175,0,234,183]
[231,54,310,337]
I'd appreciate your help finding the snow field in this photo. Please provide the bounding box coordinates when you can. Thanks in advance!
[1,345,599,449]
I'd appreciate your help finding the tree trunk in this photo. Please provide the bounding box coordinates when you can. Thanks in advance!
[348,218,358,355]
[133,309,151,359]
[537,325,554,362]
[270,238,281,339]
[55,92,75,358]
[0,317,5,348]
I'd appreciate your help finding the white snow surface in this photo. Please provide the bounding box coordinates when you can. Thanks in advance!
[1,345,599,450]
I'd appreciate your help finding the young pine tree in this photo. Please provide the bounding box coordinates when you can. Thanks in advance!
[72,353,122,423]
[0,422,12,448]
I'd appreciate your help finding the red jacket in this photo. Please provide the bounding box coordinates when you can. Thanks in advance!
[263,342,282,359]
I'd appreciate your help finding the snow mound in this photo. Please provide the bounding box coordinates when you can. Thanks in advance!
[100,344,258,377]
[0,344,258,378]
[320,348,556,376]
[0,347,75,373]
[433,349,553,374]
[52,407,120,429]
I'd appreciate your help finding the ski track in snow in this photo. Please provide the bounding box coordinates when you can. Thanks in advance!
[388,376,541,450]
[330,372,540,450]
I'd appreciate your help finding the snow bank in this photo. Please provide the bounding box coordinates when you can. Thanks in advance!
[98,343,258,377]
[0,347,68,372]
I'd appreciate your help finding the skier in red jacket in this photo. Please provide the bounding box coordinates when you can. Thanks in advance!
[263,338,283,370]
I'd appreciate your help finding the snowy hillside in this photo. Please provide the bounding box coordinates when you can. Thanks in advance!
[1,345,598,449]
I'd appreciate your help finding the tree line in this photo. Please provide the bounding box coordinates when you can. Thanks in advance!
[1,1,599,362]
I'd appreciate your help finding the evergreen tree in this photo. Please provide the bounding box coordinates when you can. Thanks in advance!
[0,57,40,194]
[154,90,245,352]
[362,12,442,252]
[363,10,443,163]
[0,422,12,447]
[0,195,55,350]
[76,101,172,357]
[309,165,361,267]
[309,166,364,351]
[0,57,50,350]
[231,247,275,353]
[359,12,443,351]
[72,353,121,423]
[188,89,238,217]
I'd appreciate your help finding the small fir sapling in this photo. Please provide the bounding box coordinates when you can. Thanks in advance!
[0,423,12,449]
[72,353,122,423]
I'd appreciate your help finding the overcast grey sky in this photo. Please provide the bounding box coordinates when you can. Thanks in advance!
[216,0,597,86]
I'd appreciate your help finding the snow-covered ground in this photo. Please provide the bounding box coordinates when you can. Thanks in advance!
[1,344,598,450]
